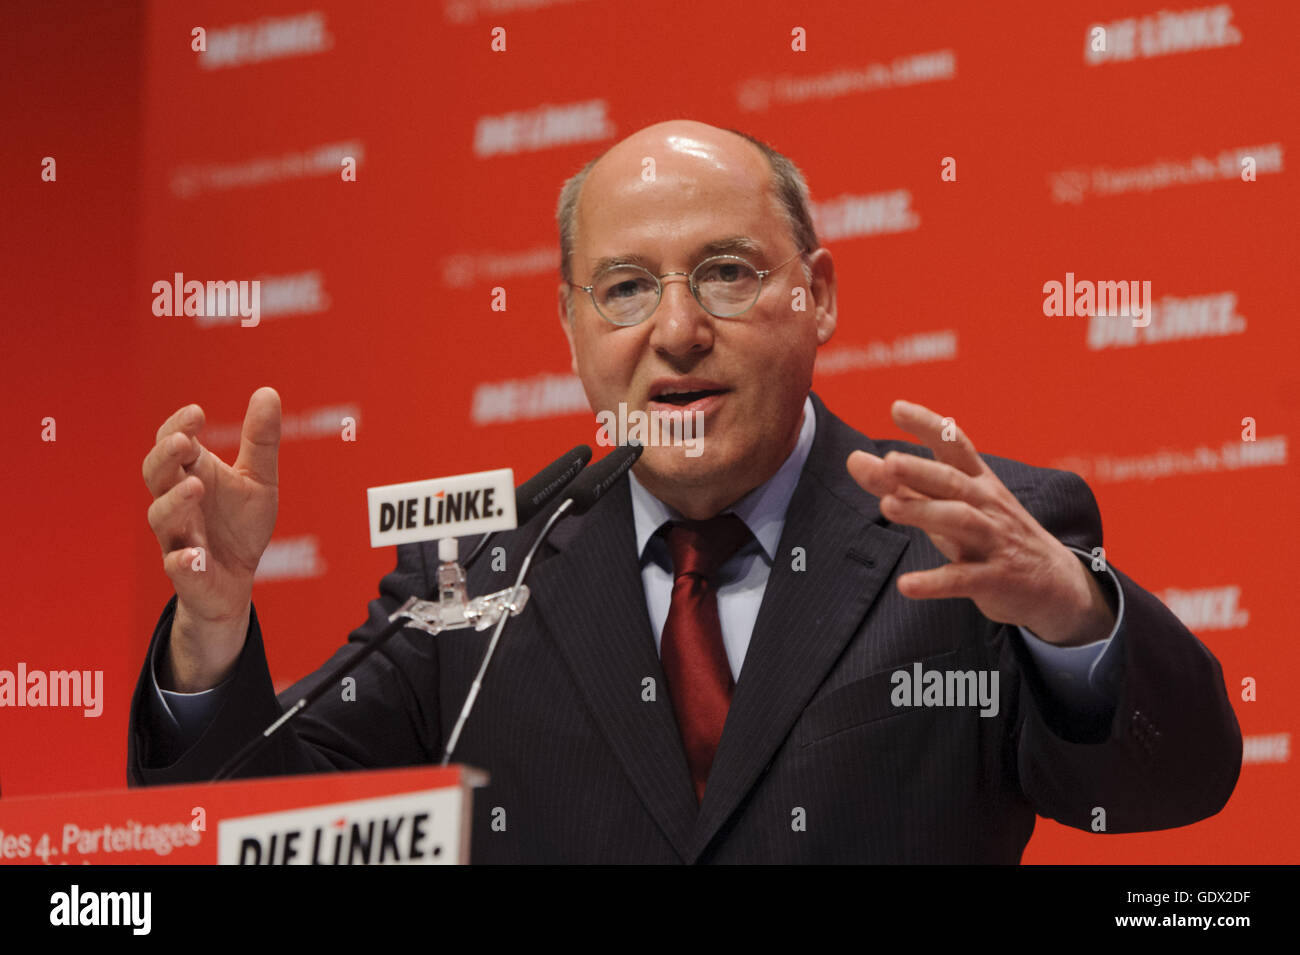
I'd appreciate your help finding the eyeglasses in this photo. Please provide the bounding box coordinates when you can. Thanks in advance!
[569,248,806,327]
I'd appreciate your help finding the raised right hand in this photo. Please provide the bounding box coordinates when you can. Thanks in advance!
[143,387,281,689]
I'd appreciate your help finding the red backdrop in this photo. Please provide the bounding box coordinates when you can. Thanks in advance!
[2,0,1296,863]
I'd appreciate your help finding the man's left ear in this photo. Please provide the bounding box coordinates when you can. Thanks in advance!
[805,247,837,345]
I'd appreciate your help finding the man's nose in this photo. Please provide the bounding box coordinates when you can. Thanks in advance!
[649,274,714,354]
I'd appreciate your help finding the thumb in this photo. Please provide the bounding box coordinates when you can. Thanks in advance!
[234,386,281,486]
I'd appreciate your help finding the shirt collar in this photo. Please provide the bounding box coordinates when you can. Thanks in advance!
[629,394,816,563]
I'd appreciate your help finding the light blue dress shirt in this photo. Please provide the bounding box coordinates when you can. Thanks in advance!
[629,395,1124,713]
[155,394,1124,739]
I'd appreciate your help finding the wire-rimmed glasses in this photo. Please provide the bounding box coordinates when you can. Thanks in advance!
[569,248,806,326]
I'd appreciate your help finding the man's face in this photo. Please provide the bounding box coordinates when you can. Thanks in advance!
[558,123,836,518]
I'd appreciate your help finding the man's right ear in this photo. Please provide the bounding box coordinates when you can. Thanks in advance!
[557,283,579,375]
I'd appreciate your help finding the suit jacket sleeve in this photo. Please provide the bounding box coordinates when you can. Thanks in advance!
[1008,467,1242,832]
[127,542,440,785]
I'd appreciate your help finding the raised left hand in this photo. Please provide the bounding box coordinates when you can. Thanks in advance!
[846,400,1115,646]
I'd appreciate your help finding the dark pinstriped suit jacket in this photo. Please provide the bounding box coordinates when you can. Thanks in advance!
[128,392,1242,862]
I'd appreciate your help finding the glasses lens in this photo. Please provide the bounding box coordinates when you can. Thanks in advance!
[693,256,761,317]
[593,267,659,325]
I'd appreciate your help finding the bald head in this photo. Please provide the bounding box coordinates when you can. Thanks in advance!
[556,120,818,289]
[587,120,772,200]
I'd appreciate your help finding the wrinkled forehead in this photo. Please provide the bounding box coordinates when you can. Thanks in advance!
[574,135,785,265]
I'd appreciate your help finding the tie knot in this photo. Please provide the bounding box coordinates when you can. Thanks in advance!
[663,514,752,582]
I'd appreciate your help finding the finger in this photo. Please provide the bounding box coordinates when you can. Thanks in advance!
[147,475,207,554]
[846,450,933,501]
[896,562,994,601]
[143,429,204,498]
[233,386,281,486]
[155,403,205,446]
[879,495,996,554]
[889,400,985,478]
[881,450,988,505]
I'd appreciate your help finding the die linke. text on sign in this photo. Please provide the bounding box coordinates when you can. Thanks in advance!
[367,469,517,548]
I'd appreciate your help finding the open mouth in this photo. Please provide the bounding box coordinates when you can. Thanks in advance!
[652,389,724,406]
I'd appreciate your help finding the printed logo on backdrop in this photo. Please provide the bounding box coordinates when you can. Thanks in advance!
[1050,436,1287,484]
[255,535,327,582]
[1048,143,1283,204]
[199,403,361,450]
[1087,291,1245,349]
[218,789,467,864]
[193,270,330,328]
[441,246,555,288]
[471,372,589,425]
[736,49,955,111]
[473,100,614,158]
[197,11,333,71]
[1158,584,1249,631]
[1047,170,1089,204]
[170,141,365,199]
[1085,5,1242,65]
[1242,733,1290,765]
[815,331,957,375]
[444,0,595,24]
[737,79,773,112]
[812,190,920,241]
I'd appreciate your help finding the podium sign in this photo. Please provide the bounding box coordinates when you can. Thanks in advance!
[0,765,486,865]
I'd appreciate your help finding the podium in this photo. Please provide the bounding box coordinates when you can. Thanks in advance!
[0,765,486,864]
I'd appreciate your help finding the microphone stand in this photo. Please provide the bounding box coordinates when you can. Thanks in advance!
[211,441,626,781]
[440,499,572,763]
[211,534,527,782]
[439,440,641,762]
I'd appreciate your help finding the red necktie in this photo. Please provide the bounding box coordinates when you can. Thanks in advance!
[659,514,753,803]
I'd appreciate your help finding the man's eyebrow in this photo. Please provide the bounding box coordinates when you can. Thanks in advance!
[588,252,655,278]
[696,235,765,260]
[586,236,768,280]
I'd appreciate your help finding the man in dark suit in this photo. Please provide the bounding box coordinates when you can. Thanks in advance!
[132,120,1241,862]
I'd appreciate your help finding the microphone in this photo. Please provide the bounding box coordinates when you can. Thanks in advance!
[516,444,594,524]
[211,445,594,782]
[562,440,644,515]
[462,444,592,569]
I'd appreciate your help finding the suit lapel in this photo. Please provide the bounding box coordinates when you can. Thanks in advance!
[527,485,699,861]
[687,394,910,860]
[522,393,909,863]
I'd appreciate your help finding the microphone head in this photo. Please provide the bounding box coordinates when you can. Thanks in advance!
[565,441,643,515]
[515,445,592,524]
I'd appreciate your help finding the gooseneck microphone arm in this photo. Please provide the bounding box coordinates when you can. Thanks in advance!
[440,440,643,764]
[460,443,594,568]
[440,498,572,763]
[210,445,592,782]
[460,532,493,570]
